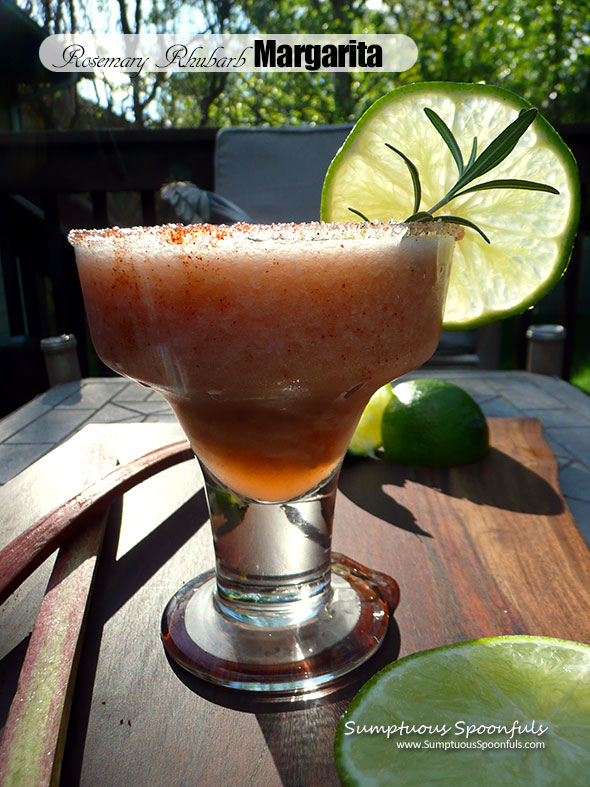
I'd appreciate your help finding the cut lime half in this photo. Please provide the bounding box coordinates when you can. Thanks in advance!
[381,379,489,466]
[322,82,580,329]
[335,635,590,786]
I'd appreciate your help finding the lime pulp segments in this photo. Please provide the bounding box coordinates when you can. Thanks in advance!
[348,383,393,457]
[335,635,590,786]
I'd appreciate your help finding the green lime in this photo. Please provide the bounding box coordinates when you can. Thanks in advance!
[381,379,488,466]
[348,384,394,458]
[335,636,590,786]
[321,82,580,329]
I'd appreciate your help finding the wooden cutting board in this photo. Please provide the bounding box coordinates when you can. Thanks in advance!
[2,418,590,786]
[336,417,590,653]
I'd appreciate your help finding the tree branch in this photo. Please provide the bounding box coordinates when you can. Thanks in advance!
[117,0,132,34]
[139,73,164,110]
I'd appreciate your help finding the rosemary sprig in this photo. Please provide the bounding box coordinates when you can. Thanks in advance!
[384,143,421,215]
[348,106,559,243]
[349,207,371,222]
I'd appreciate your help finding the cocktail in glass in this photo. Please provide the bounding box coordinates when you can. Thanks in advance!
[69,220,457,693]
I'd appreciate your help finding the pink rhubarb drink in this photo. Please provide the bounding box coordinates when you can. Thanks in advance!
[69,220,457,692]
[72,221,455,501]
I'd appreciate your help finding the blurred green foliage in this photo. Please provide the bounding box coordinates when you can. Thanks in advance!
[19,0,590,127]
[157,0,590,127]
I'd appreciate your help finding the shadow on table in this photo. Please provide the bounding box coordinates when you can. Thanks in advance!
[256,619,401,783]
[339,457,429,536]
[339,446,563,539]
[165,618,401,784]
[40,380,82,406]
[0,637,30,731]
[61,490,209,786]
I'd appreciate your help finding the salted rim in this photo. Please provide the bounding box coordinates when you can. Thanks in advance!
[68,220,463,247]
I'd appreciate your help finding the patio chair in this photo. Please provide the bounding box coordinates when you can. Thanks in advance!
[215,124,353,223]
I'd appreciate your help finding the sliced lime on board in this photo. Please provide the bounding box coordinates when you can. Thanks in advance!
[322,82,580,329]
[335,636,590,786]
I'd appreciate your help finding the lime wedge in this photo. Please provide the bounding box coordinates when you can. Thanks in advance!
[321,82,580,329]
[335,636,590,786]
[348,383,394,457]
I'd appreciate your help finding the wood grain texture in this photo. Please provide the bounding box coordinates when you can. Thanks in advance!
[3,419,590,787]
[336,417,590,653]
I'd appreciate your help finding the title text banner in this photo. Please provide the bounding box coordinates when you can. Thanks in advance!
[40,34,418,75]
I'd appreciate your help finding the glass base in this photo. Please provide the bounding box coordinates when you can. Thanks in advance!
[161,555,397,693]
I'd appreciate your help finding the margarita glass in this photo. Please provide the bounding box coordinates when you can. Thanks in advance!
[69,220,457,693]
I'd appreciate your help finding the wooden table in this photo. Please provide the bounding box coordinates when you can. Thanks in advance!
[1,371,590,785]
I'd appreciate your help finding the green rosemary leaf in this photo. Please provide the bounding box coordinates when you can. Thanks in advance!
[385,143,422,215]
[466,137,478,170]
[348,207,371,221]
[424,108,464,176]
[436,215,491,244]
[405,211,433,222]
[457,108,537,187]
[454,179,560,198]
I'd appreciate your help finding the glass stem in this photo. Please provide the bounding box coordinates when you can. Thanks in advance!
[198,461,340,627]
